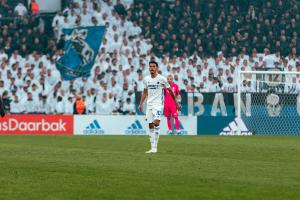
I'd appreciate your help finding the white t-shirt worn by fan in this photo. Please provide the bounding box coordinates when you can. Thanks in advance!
[143,74,170,109]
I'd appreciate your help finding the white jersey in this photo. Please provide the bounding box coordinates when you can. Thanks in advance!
[144,74,170,109]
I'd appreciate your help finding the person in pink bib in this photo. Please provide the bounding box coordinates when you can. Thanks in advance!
[164,75,181,135]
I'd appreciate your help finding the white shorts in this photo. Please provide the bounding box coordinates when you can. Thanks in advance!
[146,107,162,123]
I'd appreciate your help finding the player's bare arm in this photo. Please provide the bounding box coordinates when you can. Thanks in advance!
[167,87,181,111]
[138,88,148,112]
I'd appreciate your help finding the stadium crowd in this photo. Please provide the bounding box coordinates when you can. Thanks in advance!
[131,0,300,57]
[1,0,300,114]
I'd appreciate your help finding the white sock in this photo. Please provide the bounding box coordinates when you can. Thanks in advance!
[149,128,155,149]
[153,126,160,150]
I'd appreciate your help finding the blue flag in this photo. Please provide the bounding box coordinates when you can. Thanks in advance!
[56,26,106,80]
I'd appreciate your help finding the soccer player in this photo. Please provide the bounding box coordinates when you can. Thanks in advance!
[138,61,181,153]
[164,75,181,135]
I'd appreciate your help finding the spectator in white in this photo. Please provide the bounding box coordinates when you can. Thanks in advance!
[121,0,134,9]
[35,94,44,113]
[14,73,23,89]
[224,68,232,79]
[0,49,8,61]
[73,78,85,91]
[39,78,50,96]
[108,92,121,113]
[29,83,40,100]
[93,4,105,25]
[201,76,210,92]
[62,14,72,28]
[62,3,73,16]
[120,41,132,57]
[118,19,127,36]
[0,80,6,96]
[85,88,96,113]
[121,81,134,102]
[16,86,26,103]
[139,39,152,55]
[242,59,251,71]
[263,49,276,68]
[14,2,28,17]
[222,77,236,92]
[91,66,101,79]
[241,80,255,92]
[86,77,99,91]
[99,0,113,16]
[240,80,248,92]
[9,51,22,66]
[123,67,134,84]
[194,67,203,86]
[46,69,60,86]
[55,96,64,114]
[72,0,83,9]
[96,81,108,98]
[101,37,113,54]
[95,93,112,115]
[37,95,50,114]
[109,10,121,27]
[107,24,120,38]
[110,34,122,52]
[208,77,222,92]
[23,92,37,113]
[274,51,281,63]
[91,16,99,26]
[100,12,110,25]
[285,77,300,94]
[57,15,72,40]
[181,79,192,92]
[10,95,25,114]
[109,77,122,98]
[216,68,227,83]
[81,7,92,26]
[68,9,78,27]
[283,65,295,84]
[127,21,141,37]
[10,87,18,99]
[122,97,135,115]
[52,12,64,39]
[24,71,36,84]
[134,71,144,92]
[64,96,74,114]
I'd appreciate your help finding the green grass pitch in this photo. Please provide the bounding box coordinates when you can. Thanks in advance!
[0,135,300,200]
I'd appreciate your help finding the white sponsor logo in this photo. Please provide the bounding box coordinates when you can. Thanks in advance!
[0,118,66,132]
[125,120,146,135]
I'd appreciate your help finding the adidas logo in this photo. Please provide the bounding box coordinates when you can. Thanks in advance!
[84,120,105,134]
[125,120,146,135]
[220,118,252,136]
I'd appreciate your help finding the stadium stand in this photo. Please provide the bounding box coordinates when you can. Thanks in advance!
[130,0,300,57]
[1,0,300,114]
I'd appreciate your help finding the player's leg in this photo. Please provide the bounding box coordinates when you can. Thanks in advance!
[146,109,155,153]
[146,108,162,153]
[152,119,160,152]
[164,106,172,134]
[152,109,162,152]
[171,107,180,134]
[145,123,156,153]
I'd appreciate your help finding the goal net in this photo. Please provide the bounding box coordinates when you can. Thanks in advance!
[236,70,300,135]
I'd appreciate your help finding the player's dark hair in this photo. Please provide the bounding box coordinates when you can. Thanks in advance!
[149,60,158,67]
